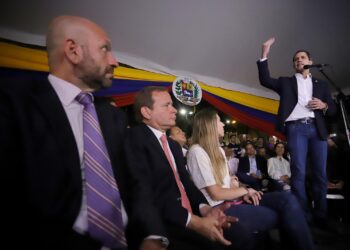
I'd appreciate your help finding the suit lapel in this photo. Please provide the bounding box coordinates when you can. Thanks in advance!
[142,125,176,171]
[312,78,320,98]
[30,79,81,187]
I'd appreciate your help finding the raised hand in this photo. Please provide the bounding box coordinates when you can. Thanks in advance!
[261,37,275,59]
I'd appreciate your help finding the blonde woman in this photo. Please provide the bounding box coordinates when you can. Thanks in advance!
[187,109,314,250]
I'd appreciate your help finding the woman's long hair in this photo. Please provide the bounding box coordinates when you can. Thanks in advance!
[191,109,226,185]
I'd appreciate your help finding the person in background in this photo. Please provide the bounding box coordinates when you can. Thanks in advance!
[267,142,291,191]
[187,109,314,250]
[266,136,276,156]
[223,146,240,176]
[257,37,337,227]
[0,15,128,249]
[236,142,268,191]
[255,137,265,150]
[227,134,243,159]
[169,126,188,157]
[257,147,270,160]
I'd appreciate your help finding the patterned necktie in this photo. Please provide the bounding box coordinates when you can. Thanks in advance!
[76,93,127,249]
[160,134,192,213]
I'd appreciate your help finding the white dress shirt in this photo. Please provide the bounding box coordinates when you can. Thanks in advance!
[259,58,315,121]
[285,73,315,121]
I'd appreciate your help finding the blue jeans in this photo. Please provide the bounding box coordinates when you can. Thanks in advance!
[286,122,328,220]
[222,192,314,250]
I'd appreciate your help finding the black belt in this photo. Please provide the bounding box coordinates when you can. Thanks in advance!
[286,117,315,124]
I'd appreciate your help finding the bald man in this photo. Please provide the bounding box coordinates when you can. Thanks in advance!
[0,16,129,249]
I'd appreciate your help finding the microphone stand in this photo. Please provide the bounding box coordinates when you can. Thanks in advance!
[318,67,350,148]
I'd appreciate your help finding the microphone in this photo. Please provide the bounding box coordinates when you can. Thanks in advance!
[303,64,329,69]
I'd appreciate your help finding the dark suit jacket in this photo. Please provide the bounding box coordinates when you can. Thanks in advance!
[123,124,208,249]
[0,77,127,249]
[257,60,336,140]
[237,155,268,176]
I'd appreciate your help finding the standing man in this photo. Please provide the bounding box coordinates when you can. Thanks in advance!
[123,86,236,250]
[1,16,128,249]
[257,37,336,226]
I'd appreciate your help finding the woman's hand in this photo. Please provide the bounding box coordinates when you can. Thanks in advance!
[243,188,263,206]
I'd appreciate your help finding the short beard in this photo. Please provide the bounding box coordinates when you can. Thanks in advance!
[81,71,113,90]
[77,59,113,90]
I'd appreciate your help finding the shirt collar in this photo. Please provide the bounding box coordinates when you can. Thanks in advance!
[48,74,83,106]
[147,125,166,141]
[294,72,312,80]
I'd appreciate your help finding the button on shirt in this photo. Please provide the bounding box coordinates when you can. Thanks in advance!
[285,73,315,121]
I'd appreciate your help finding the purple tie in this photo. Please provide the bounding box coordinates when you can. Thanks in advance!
[76,93,127,249]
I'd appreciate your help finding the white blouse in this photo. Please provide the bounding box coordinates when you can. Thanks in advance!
[267,157,291,180]
[187,144,230,206]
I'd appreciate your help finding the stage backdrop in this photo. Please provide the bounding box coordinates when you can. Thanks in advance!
[0,41,283,138]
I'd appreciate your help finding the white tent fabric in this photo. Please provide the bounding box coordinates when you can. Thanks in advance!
[1,0,349,97]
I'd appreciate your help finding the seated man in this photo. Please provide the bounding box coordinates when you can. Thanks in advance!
[123,86,236,250]
[237,142,268,190]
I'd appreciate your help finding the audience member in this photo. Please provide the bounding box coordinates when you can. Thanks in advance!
[123,86,237,250]
[227,134,243,158]
[266,136,276,156]
[267,142,291,191]
[187,109,314,250]
[223,146,239,176]
[236,142,268,191]
[257,147,270,160]
[0,15,128,249]
[169,126,188,157]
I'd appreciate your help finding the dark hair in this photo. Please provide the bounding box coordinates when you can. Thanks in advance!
[230,134,236,139]
[273,141,285,151]
[292,50,311,62]
[133,86,169,122]
[273,142,289,161]
[245,141,255,150]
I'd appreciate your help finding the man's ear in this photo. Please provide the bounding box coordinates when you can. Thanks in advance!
[140,106,151,120]
[64,39,82,65]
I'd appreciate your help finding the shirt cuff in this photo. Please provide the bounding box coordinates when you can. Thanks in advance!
[186,212,191,226]
[144,236,169,248]
[259,58,268,62]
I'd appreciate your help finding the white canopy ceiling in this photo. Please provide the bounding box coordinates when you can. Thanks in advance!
[1,0,349,99]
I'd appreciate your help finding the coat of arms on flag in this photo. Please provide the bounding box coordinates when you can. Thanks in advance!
[172,77,202,106]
